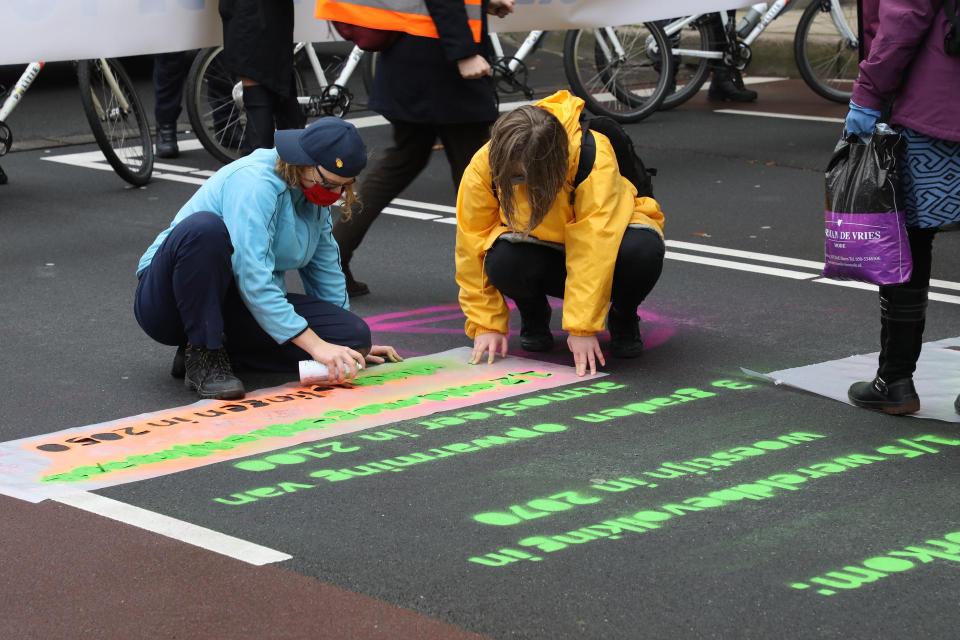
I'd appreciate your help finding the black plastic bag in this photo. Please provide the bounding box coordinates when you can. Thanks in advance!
[823,126,912,284]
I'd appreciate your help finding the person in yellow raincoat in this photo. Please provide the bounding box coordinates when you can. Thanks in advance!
[456,90,666,377]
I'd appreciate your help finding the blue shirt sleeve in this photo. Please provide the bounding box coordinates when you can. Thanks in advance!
[221,170,309,343]
[299,207,350,310]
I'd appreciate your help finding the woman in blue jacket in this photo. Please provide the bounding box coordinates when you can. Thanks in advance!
[135,118,399,400]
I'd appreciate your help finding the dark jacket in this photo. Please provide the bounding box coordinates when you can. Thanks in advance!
[853,0,960,142]
[369,0,498,124]
[219,0,296,97]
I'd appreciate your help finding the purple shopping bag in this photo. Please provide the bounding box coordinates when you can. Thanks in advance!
[822,126,912,285]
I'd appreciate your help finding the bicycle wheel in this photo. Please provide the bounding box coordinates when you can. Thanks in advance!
[794,0,858,103]
[563,24,673,123]
[77,58,153,186]
[659,17,713,110]
[185,46,247,164]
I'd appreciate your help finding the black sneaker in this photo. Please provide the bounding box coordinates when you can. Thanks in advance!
[156,123,179,159]
[608,308,644,359]
[848,377,920,415]
[171,345,186,379]
[344,265,370,297]
[184,345,245,400]
[955,394,960,415]
[0,165,7,186]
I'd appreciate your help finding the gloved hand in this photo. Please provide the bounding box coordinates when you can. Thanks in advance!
[845,101,882,139]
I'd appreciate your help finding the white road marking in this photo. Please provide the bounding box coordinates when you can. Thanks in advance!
[54,491,291,566]
[391,197,457,214]
[43,147,960,304]
[715,109,845,124]
[666,239,825,270]
[382,206,441,220]
[665,250,817,280]
[152,162,201,173]
[152,171,205,186]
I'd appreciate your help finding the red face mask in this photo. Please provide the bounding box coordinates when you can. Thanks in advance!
[302,183,342,207]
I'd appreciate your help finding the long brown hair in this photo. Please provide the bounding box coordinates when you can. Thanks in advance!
[488,105,569,235]
[274,157,359,221]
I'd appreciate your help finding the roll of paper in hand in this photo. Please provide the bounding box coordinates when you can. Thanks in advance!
[299,359,331,384]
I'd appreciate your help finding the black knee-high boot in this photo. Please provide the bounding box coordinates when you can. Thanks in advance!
[848,287,928,415]
[241,84,276,155]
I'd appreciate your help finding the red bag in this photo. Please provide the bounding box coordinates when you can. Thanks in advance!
[332,21,400,52]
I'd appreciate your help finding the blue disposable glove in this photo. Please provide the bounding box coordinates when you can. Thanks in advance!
[845,101,882,139]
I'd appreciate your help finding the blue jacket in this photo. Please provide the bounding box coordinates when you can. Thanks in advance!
[137,148,347,343]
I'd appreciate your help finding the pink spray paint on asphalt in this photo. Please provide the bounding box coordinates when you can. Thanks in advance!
[365,300,678,353]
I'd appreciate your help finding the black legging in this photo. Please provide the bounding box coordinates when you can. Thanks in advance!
[483,227,665,319]
[882,226,936,295]
[876,226,937,380]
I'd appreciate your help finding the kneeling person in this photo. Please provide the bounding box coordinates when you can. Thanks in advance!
[455,90,666,377]
[135,117,399,399]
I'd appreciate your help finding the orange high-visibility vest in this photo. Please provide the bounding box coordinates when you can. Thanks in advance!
[316,0,483,43]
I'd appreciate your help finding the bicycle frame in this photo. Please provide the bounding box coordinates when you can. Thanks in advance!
[290,42,365,109]
[741,0,793,46]
[0,61,44,124]
[490,30,545,73]
[663,0,856,58]
[88,59,132,120]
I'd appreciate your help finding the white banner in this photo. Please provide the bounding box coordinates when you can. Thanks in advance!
[1,0,752,66]
[0,0,339,65]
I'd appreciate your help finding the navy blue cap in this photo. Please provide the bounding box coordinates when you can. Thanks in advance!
[274,117,367,177]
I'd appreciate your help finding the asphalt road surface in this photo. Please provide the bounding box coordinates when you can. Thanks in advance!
[2,60,960,640]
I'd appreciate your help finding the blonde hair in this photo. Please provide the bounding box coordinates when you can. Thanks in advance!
[274,156,359,222]
[488,105,569,235]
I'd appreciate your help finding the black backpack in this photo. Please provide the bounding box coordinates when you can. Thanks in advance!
[570,116,656,204]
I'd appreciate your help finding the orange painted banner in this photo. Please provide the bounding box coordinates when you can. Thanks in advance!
[0,348,593,502]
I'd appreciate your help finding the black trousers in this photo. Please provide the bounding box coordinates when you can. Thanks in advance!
[333,119,492,265]
[134,212,371,372]
[153,52,193,126]
[483,227,666,322]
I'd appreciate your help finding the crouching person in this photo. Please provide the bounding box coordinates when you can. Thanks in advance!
[135,117,399,399]
[456,90,666,377]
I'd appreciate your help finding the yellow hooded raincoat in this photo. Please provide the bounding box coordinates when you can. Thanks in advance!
[455,90,666,339]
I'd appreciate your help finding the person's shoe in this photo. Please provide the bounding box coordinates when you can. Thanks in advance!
[170,345,186,379]
[344,265,370,297]
[520,329,554,352]
[518,297,554,352]
[608,307,644,359]
[156,123,179,159]
[184,345,245,400]
[955,394,960,415]
[708,66,758,102]
[0,165,7,186]
[847,376,920,415]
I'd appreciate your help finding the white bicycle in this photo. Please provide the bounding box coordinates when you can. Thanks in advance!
[364,26,675,123]
[659,0,859,109]
[186,41,371,164]
[186,24,675,164]
[0,59,153,186]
